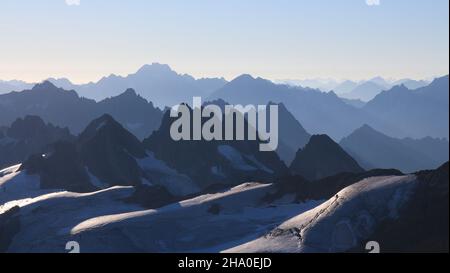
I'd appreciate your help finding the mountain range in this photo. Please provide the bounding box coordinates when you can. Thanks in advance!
[0,80,33,95]
[211,74,449,140]
[20,114,162,193]
[340,124,449,173]
[209,74,394,140]
[364,75,449,139]
[0,81,163,139]
[1,64,227,108]
[0,65,448,253]
[1,111,294,198]
[2,66,433,107]
[47,63,227,108]
[277,77,431,102]
[143,105,289,189]
[1,65,447,141]
[0,110,448,253]
[2,73,446,143]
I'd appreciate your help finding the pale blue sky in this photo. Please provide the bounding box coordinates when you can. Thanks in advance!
[0,0,448,83]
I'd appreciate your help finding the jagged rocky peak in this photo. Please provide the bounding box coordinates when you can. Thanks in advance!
[290,134,364,181]
[31,80,60,91]
[78,114,118,139]
[7,116,47,139]
[121,88,138,96]
[78,113,147,158]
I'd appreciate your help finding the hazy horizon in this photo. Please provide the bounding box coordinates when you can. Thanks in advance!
[1,62,447,86]
[0,0,448,83]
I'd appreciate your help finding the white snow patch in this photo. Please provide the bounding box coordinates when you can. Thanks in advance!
[6,186,143,252]
[0,164,21,176]
[137,152,200,196]
[179,182,270,208]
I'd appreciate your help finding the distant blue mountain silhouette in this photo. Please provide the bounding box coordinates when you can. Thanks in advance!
[340,124,449,173]
[333,80,359,94]
[1,71,447,143]
[208,74,386,140]
[392,79,430,90]
[336,77,429,102]
[209,74,448,141]
[0,80,33,94]
[48,63,227,108]
[364,75,449,139]
[272,102,311,165]
[279,77,430,102]
[340,81,387,102]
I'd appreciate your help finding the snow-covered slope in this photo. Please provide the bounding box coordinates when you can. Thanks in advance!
[137,152,200,196]
[225,175,418,253]
[6,186,143,252]
[4,181,321,253]
[0,165,48,205]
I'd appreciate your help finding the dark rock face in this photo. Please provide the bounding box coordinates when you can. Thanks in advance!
[20,142,95,193]
[0,115,75,169]
[8,115,50,139]
[143,108,289,189]
[20,114,150,192]
[78,114,147,187]
[289,135,364,181]
[0,206,21,252]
